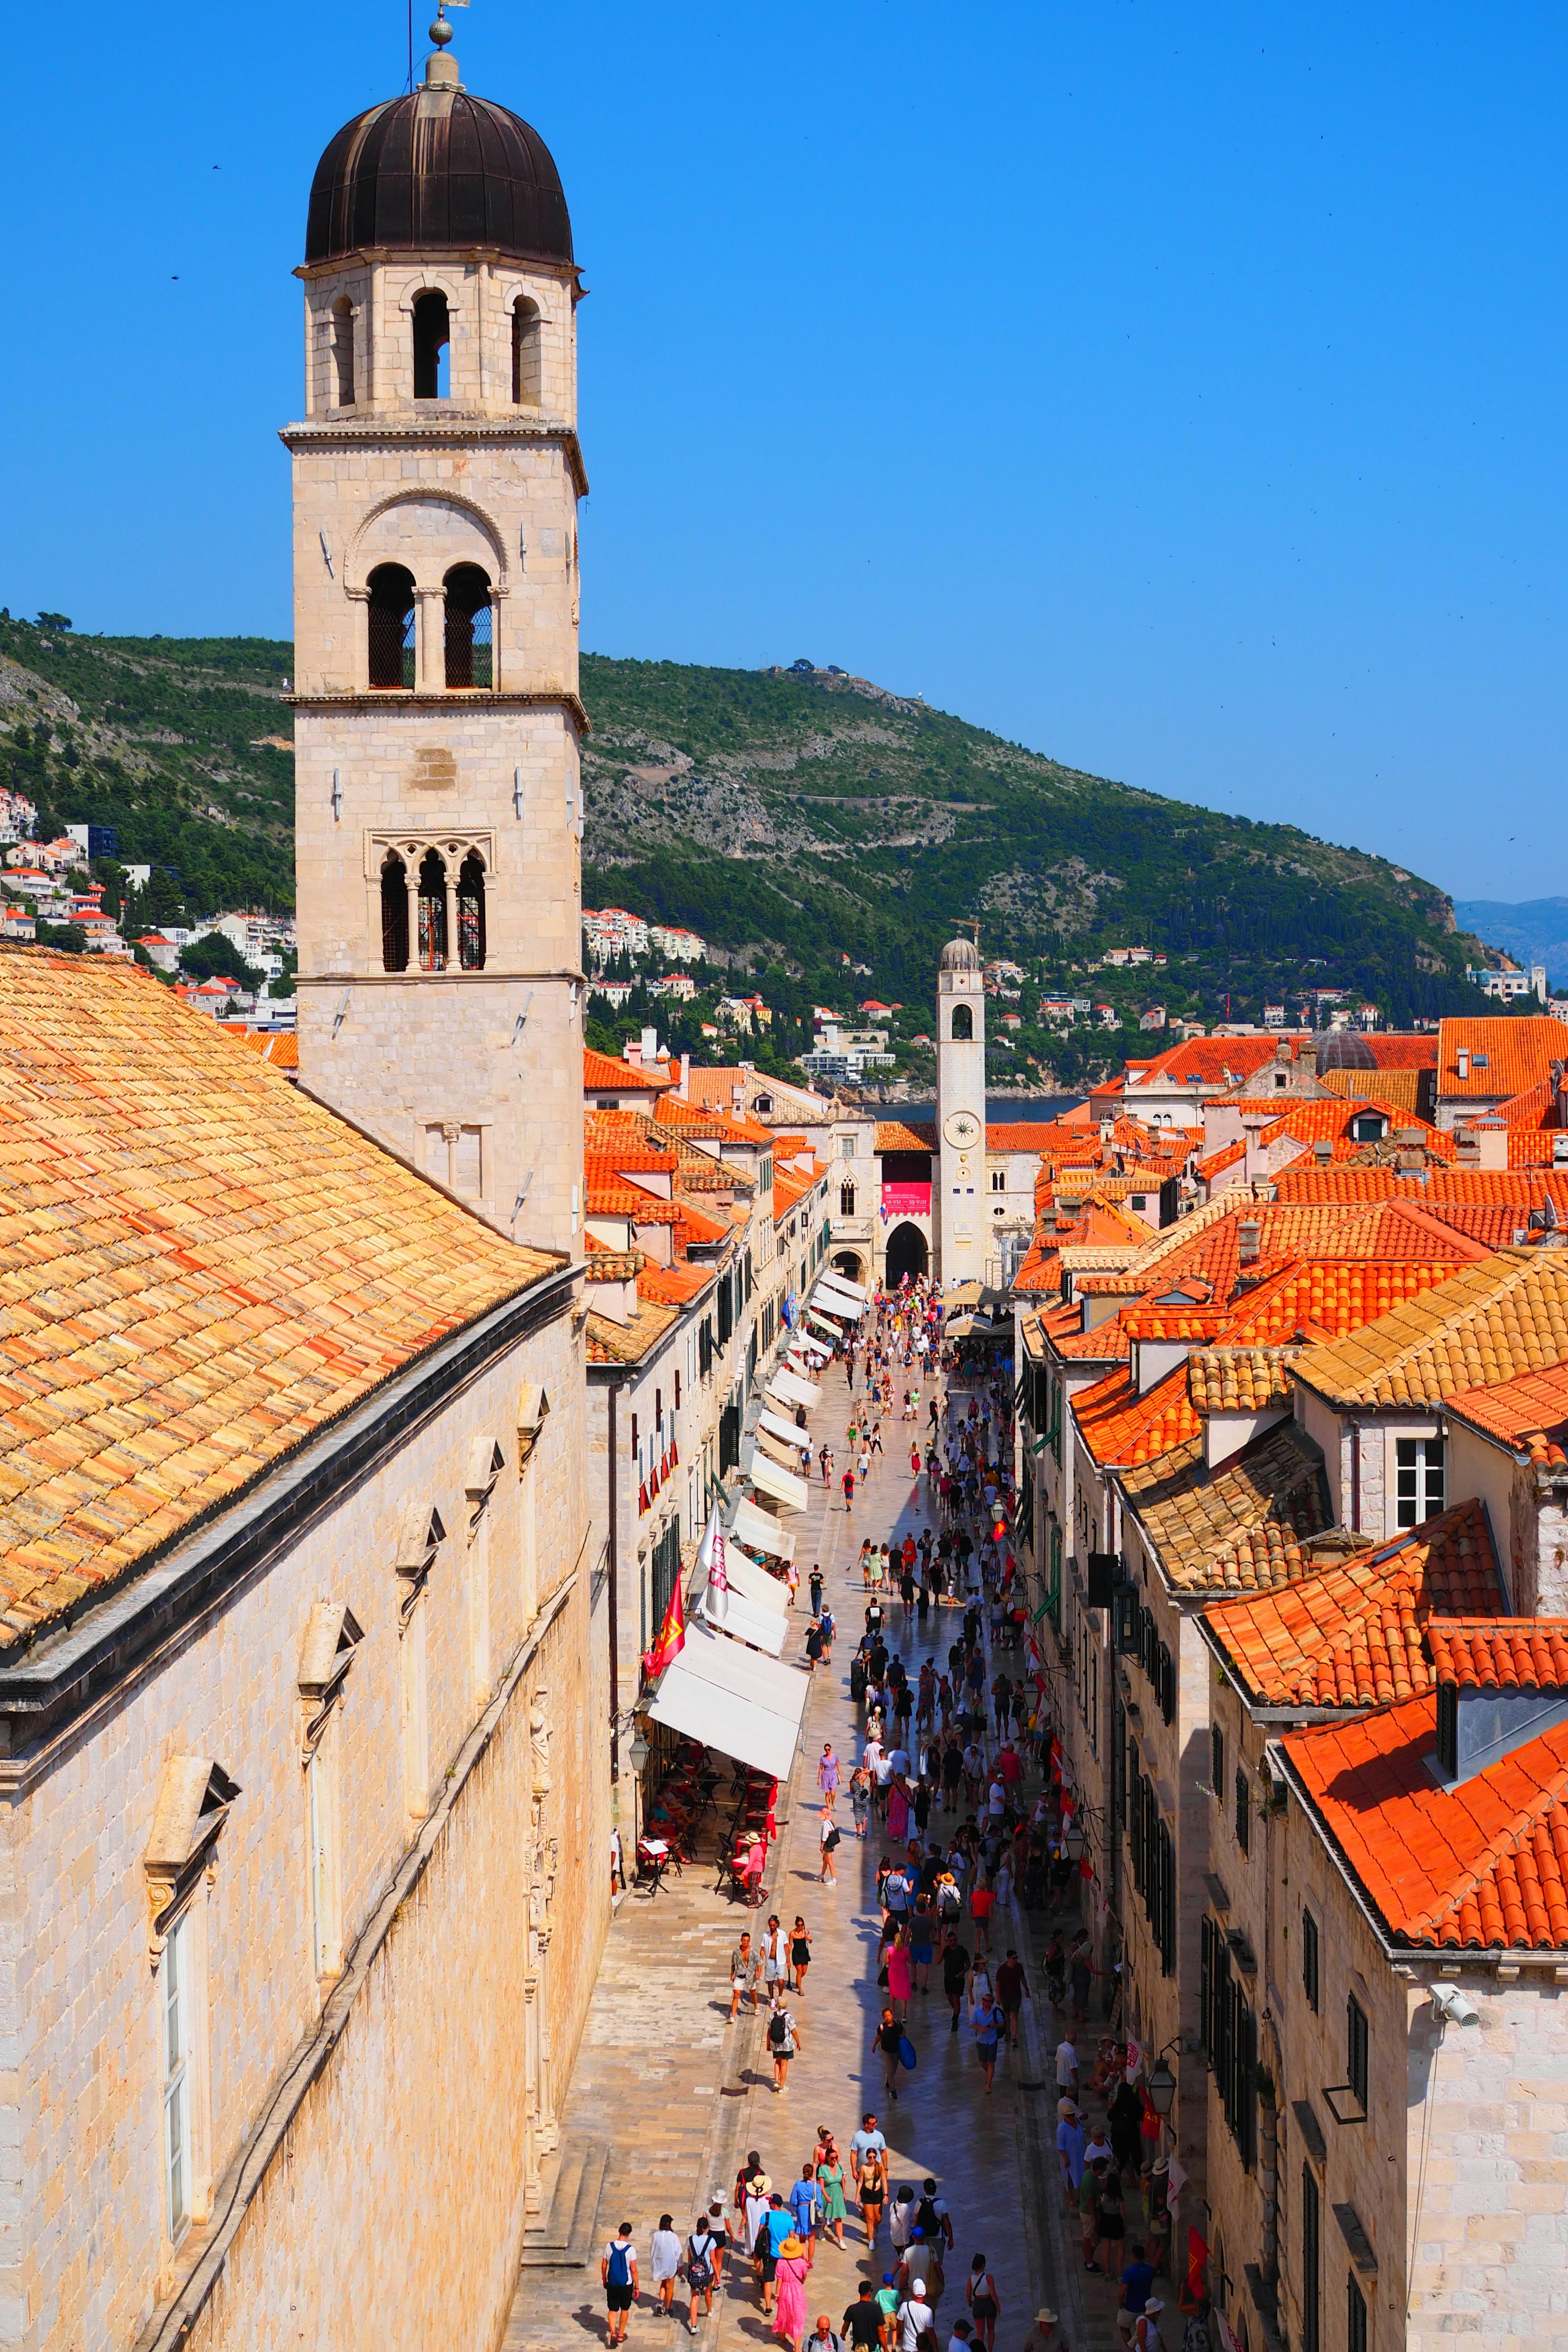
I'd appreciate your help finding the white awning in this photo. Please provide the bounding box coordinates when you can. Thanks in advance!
[812,1284,866,1320]
[755,1428,802,1472]
[699,1584,786,1655]
[790,1338,831,1363]
[806,1310,843,1339]
[817,1272,869,1308]
[730,1497,797,1561]
[646,1618,808,1779]
[758,1406,812,1453]
[722,1546,789,1613]
[748,1452,810,1512]
[767,1368,821,1410]
[820,1270,870,1302]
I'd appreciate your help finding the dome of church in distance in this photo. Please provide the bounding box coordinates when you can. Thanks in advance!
[939,936,981,973]
[305,71,573,268]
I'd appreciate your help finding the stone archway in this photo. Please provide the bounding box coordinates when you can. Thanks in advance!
[832,1250,869,1287]
[884,1221,929,1285]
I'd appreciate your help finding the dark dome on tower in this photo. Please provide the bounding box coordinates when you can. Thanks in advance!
[305,80,573,267]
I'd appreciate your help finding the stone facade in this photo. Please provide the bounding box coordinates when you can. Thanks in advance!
[936,950,987,1281]
[3,1296,609,2352]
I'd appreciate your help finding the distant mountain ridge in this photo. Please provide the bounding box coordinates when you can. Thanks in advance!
[0,616,1494,1022]
[1454,898,1568,990]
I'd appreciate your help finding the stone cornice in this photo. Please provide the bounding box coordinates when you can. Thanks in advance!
[278,416,589,497]
[288,686,590,734]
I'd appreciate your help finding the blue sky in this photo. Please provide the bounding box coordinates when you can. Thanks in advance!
[4,3,1564,901]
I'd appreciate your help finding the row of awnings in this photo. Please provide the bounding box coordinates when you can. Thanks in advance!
[644,1270,876,1778]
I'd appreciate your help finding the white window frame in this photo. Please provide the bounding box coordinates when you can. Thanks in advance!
[1393,1433,1445,1531]
[163,1909,193,2243]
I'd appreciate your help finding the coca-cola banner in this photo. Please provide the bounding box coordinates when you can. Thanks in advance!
[882,1183,931,1216]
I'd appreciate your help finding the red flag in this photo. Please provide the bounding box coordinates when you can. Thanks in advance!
[1187,2227,1210,2300]
[644,1571,686,1681]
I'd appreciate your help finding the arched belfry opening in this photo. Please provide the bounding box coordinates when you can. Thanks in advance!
[380,851,410,971]
[367,565,416,688]
[331,298,355,405]
[444,566,493,689]
[512,297,541,405]
[951,1002,973,1041]
[412,290,450,398]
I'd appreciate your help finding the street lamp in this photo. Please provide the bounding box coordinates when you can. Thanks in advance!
[627,1728,650,1776]
[1146,2046,1179,2117]
[1064,1818,1085,1862]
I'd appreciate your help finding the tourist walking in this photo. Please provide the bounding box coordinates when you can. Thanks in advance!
[857,2145,886,2244]
[965,2258,1001,2352]
[601,2223,638,2346]
[768,1996,802,2090]
[816,2140,849,2250]
[730,1930,761,2019]
[649,2214,682,2316]
[791,2163,824,2268]
[970,1988,1002,2094]
[791,1915,814,1991]
[775,2234,811,2352]
[685,2215,719,2328]
[876,2006,906,2100]
[820,1806,841,1884]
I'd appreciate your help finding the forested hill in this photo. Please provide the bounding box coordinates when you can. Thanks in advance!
[0,614,1489,1024]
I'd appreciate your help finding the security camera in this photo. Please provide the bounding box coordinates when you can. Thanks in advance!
[1430,1982,1480,2027]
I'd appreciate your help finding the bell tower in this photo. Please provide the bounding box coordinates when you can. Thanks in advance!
[283,14,586,1253]
[935,933,986,1282]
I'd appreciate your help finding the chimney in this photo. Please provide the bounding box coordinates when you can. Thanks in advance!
[1313,1139,1332,1163]
[641,1026,660,1065]
[1298,1039,1318,1079]
[678,1052,690,1101]
[1396,1127,1427,1174]
[1238,1219,1262,1266]
[624,1038,642,1070]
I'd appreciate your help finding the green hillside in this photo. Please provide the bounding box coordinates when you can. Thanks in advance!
[0,615,1492,1069]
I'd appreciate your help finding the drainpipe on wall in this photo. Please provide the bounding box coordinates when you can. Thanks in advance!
[608,1379,623,1781]
[1349,1417,1361,1533]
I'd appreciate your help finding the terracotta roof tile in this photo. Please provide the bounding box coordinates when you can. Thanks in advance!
[875,1120,937,1153]
[1284,1695,1568,1949]
[1121,1421,1332,1593]
[1428,1616,1568,1693]
[1187,1346,1300,1414]
[1076,1362,1203,1468]
[1438,1016,1568,1101]
[1443,1361,1568,1457]
[1292,1252,1568,1410]
[638,1261,715,1308]
[1201,1500,1504,1707]
[1319,1067,1427,1111]
[585,1296,680,1364]
[584,1045,677,1091]
[0,949,559,1652]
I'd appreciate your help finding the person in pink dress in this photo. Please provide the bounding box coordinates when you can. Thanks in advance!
[773,2236,810,2351]
[886,1927,914,2024]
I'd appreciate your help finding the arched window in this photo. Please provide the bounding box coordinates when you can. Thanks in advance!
[951,1002,973,1041]
[417,848,448,970]
[332,298,355,405]
[380,851,410,971]
[367,564,416,689]
[444,565,493,689]
[511,296,541,405]
[457,850,487,970]
[840,1181,856,1217]
[412,290,450,399]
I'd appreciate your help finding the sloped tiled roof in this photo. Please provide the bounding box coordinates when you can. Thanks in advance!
[585,1296,680,1364]
[875,1120,936,1153]
[638,1261,715,1308]
[0,950,559,1650]
[1292,1252,1568,1409]
[1438,1016,1568,1100]
[1187,1346,1300,1415]
[1427,1616,1568,1693]
[1201,1501,1503,1708]
[241,1031,300,1070]
[1121,1421,1332,1593]
[584,1045,676,1091]
[1443,1361,1568,1457]
[1127,1037,1291,1090]
[1075,1362,1203,1468]
[1196,1137,1246,1182]
[584,1168,682,1222]
[1283,1695,1568,1949]
[1319,1066,1426,1111]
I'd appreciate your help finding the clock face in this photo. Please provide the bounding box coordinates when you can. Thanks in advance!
[944,1111,980,1148]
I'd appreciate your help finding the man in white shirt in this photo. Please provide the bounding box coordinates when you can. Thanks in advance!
[1056,2033,1079,2097]
[898,2283,934,2351]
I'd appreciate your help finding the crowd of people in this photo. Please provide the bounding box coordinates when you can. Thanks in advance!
[601,1275,1190,2352]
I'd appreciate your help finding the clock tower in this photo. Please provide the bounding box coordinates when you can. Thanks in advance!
[935,934,986,1283]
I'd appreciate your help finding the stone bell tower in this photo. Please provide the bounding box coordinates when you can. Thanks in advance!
[935,934,987,1282]
[283,12,586,1253]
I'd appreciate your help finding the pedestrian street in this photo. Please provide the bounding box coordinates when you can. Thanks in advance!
[506,1344,1131,2352]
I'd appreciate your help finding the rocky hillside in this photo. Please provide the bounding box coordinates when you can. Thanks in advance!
[0,616,1490,1023]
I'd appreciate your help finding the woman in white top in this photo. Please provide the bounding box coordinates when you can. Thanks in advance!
[649,2214,682,2314]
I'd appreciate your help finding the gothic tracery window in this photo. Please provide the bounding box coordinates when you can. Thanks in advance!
[417,848,448,970]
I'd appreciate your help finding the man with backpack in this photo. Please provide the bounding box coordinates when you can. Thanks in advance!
[684,2215,718,2328]
[768,1994,803,2091]
[601,2223,638,2344]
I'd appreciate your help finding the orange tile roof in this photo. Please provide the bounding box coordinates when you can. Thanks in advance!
[1427,1170,1568,1209]
[1187,1346,1300,1415]
[1075,1362,1203,1468]
[240,1031,300,1070]
[581,1243,645,1281]
[987,1121,1079,1152]
[1361,1036,1441,1070]
[1127,1038,1292,1090]
[1438,1016,1568,1100]
[0,950,559,1651]
[1283,1694,1568,1949]
[1319,1066,1427,1112]
[582,1132,679,1174]
[1292,1252,1568,1410]
[1428,1616,1568,1693]
[585,1295,680,1364]
[584,1045,677,1091]
[1271,1167,1410,1204]
[875,1120,936,1153]
[655,1098,773,1145]
[1443,1362,1568,1461]
[1197,1138,1246,1181]
[1056,1321,1131,1362]
[1121,1422,1332,1593]
[1201,1501,1503,1708]
[673,1200,730,1248]
[1222,1256,1472,1344]
[584,1172,682,1222]
[638,1261,715,1308]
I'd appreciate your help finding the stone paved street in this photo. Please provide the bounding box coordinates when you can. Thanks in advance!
[506,1349,1133,2352]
